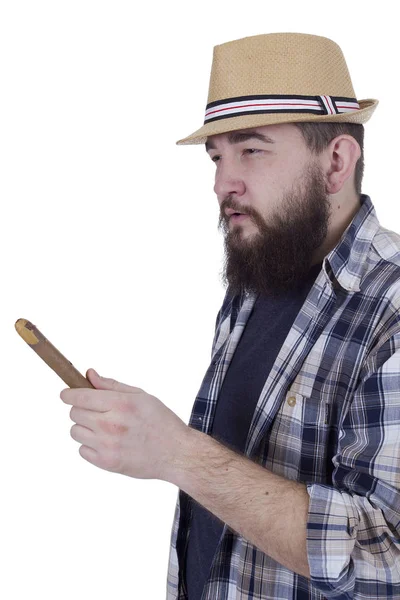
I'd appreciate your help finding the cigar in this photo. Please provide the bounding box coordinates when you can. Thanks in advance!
[15,318,94,389]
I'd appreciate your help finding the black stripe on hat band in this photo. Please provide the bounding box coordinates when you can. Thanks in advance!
[205,94,357,109]
[204,108,332,124]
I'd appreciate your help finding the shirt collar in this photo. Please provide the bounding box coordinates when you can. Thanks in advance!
[323,193,380,294]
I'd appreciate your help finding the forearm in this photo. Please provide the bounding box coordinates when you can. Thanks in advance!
[170,426,311,579]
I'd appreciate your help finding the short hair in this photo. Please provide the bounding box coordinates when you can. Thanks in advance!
[293,122,365,195]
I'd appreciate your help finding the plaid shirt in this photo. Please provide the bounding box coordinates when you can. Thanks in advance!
[166,194,400,599]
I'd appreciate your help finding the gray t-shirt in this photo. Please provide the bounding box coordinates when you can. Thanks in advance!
[185,262,323,599]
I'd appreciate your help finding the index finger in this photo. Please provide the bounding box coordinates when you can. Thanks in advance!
[60,388,116,412]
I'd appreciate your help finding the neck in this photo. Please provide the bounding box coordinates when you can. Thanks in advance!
[312,192,361,265]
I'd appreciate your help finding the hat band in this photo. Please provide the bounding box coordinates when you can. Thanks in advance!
[204,94,360,124]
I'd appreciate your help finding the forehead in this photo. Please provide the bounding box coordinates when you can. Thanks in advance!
[205,123,301,150]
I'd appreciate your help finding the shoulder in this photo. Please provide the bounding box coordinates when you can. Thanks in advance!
[372,225,400,267]
[363,224,400,302]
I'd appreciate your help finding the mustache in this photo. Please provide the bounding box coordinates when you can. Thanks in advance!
[220,196,252,217]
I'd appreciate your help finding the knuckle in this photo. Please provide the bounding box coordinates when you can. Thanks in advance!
[117,396,130,412]
[98,418,128,436]
[81,392,90,406]
[118,394,136,414]
[101,437,120,451]
[102,458,117,471]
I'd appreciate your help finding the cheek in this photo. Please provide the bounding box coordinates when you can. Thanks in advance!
[245,156,282,186]
[248,170,279,200]
[248,170,290,216]
[256,161,300,197]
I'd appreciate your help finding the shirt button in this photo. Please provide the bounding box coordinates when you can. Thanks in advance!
[287,396,296,407]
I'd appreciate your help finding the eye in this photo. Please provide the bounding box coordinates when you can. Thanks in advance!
[209,148,262,163]
[244,148,261,155]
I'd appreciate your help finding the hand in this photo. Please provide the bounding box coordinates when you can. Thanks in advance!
[60,369,189,482]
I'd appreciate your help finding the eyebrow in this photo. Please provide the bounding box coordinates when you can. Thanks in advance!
[205,130,276,152]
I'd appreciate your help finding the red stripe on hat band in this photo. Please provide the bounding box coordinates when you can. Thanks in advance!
[206,102,319,118]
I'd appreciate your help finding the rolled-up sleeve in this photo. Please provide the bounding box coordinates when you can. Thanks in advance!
[306,334,400,598]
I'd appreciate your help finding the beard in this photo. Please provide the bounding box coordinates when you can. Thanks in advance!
[217,161,331,299]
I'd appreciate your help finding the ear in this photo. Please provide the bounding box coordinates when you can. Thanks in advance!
[325,135,361,195]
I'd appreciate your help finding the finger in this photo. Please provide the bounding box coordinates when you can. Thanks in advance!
[78,445,118,472]
[69,406,97,430]
[79,445,100,465]
[70,423,124,464]
[70,423,97,447]
[60,389,118,412]
[85,369,144,397]
[69,406,129,437]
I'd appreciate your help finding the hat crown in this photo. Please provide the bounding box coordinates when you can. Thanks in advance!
[207,32,356,104]
[176,31,378,145]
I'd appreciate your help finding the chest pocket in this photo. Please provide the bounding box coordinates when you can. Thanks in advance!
[264,387,337,484]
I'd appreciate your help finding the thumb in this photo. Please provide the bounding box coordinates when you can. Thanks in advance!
[86,368,139,393]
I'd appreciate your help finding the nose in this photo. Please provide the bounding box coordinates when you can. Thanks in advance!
[213,160,245,199]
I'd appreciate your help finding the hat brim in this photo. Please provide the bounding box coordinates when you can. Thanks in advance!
[176,98,378,145]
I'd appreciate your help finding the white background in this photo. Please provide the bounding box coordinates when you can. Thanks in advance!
[1,1,398,598]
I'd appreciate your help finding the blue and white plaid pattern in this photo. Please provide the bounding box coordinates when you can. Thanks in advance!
[166,194,400,599]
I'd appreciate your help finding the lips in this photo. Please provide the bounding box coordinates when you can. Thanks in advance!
[231,214,248,221]
[225,208,247,217]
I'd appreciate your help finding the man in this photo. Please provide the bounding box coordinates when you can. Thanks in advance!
[61,33,400,599]
[165,33,400,599]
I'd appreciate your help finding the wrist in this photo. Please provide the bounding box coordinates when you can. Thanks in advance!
[166,425,204,488]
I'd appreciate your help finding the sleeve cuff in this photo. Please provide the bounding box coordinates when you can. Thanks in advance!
[305,483,360,597]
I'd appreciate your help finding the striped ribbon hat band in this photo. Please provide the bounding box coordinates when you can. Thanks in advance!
[204,95,360,124]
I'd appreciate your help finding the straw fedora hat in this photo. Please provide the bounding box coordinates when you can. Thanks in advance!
[176,32,378,146]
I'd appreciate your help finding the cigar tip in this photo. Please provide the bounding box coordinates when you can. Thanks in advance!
[15,319,39,345]
[15,318,28,332]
